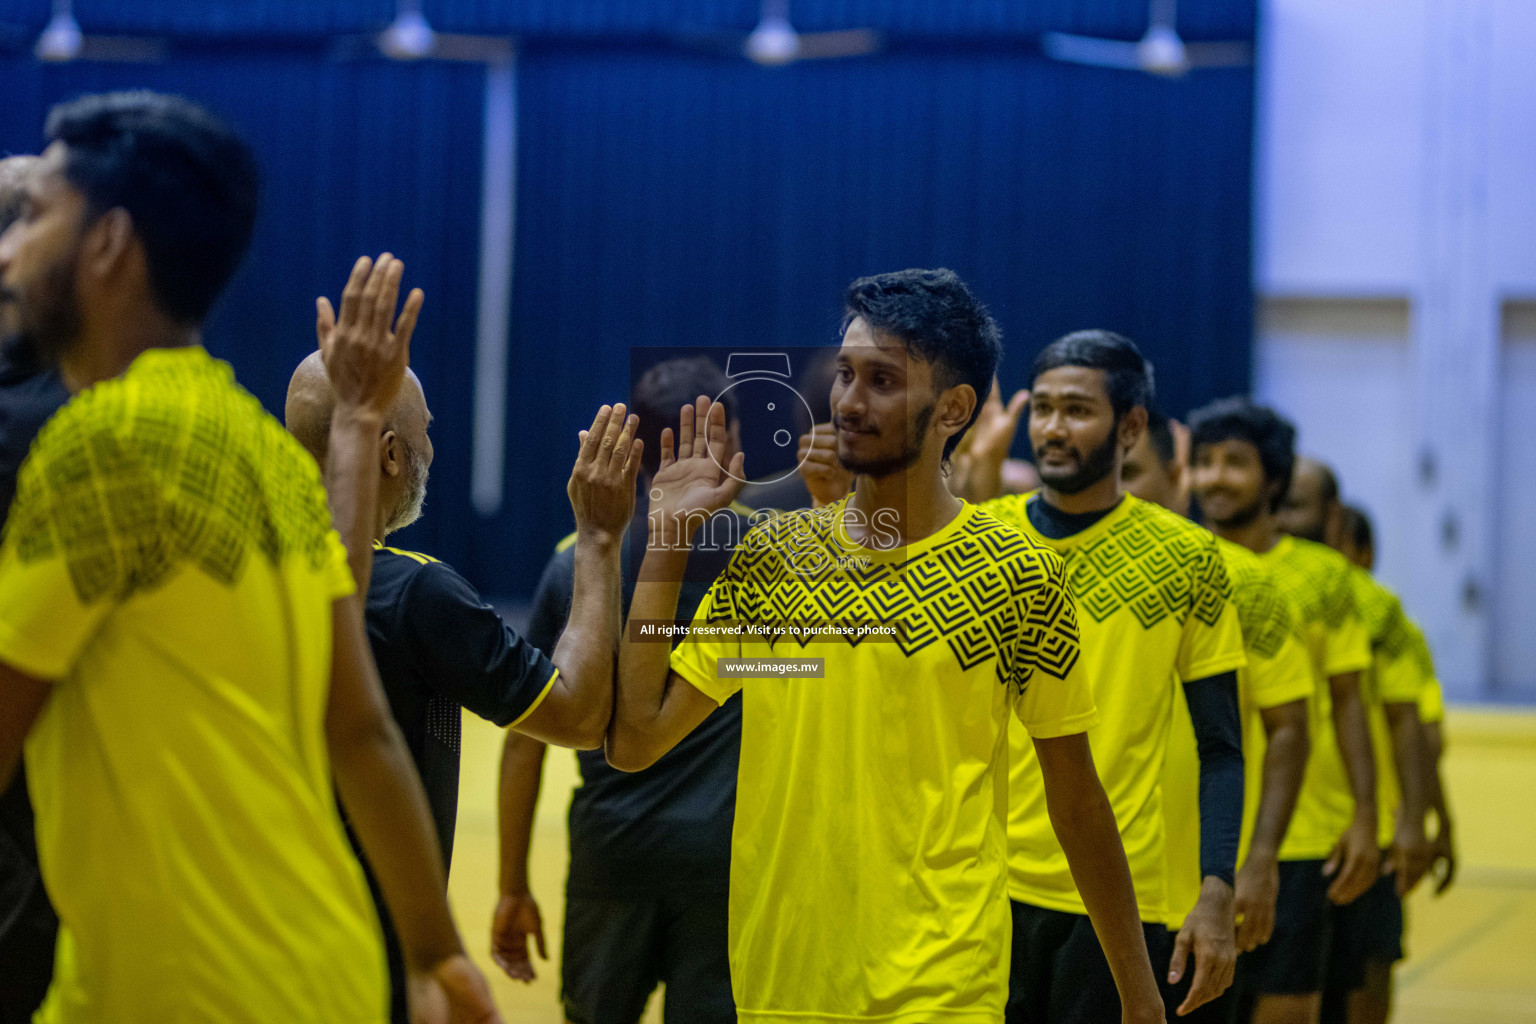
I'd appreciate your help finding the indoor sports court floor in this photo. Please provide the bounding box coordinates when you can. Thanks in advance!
[446,706,1536,1024]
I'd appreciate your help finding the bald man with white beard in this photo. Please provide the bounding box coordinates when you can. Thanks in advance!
[286,351,637,1024]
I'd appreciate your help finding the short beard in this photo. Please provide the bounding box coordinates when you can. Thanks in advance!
[16,244,85,368]
[1035,432,1118,496]
[1208,493,1267,530]
[383,444,430,535]
[837,403,933,479]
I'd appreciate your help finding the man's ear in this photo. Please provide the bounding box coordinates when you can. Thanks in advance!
[1118,406,1148,451]
[937,382,979,442]
[81,208,137,283]
[379,429,401,477]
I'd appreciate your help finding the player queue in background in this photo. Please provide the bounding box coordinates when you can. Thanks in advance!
[0,90,1453,1024]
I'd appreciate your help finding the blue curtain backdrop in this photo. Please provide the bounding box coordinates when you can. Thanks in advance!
[488,46,1254,596]
[0,56,487,567]
[0,1,1255,600]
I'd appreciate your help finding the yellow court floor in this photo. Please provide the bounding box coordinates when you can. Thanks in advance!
[446,707,1536,1024]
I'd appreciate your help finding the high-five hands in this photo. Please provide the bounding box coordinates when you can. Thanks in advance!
[317,253,424,417]
[650,396,746,548]
[568,404,643,543]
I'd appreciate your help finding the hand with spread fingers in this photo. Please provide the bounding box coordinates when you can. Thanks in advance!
[317,252,424,417]
[568,404,644,544]
[797,423,852,508]
[649,396,746,549]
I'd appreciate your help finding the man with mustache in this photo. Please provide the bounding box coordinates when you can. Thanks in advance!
[1185,399,1379,1024]
[0,153,70,1024]
[608,270,1165,1024]
[1121,411,1315,1024]
[979,331,1248,1023]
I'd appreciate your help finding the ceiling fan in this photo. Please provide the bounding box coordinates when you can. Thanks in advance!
[1041,0,1251,77]
[679,0,881,67]
[0,0,170,63]
[326,0,512,63]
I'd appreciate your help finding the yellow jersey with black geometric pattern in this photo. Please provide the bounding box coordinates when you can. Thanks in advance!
[1351,569,1424,845]
[0,346,384,1024]
[1257,535,1373,861]
[1163,537,1313,927]
[983,493,1247,922]
[671,498,1096,1024]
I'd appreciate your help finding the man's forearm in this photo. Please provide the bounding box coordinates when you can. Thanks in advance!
[1038,736,1162,1014]
[325,406,384,595]
[1246,708,1309,860]
[498,732,546,896]
[1423,722,1450,827]
[609,545,689,752]
[543,533,623,745]
[1188,673,1243,885]
[1329,673,1377,821]
[1385,702,1427,827]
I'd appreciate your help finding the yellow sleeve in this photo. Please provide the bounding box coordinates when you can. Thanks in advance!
[1418,676,1445,724]
[1011,549,1098,738]
[321,529,357,603]
[669,555,746,706]
[1176,538,1248,681]
[1248,631,1314,710]
[1324,565,1373,677]
[0,406,157,680]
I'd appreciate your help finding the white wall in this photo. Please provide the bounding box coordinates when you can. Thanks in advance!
[1494,305,1536,697]
[1256,0,1536,700]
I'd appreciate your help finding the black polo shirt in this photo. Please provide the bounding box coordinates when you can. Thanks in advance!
[525,505,750,898]
[362,542,559,867]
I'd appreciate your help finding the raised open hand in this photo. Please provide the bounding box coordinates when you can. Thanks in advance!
[568,403,643,542]
[648,396,745,548]
[317,253,424,417]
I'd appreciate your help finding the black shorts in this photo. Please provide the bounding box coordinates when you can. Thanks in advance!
[1325,868,1404,995]
[1006,900,1171,1024]
[562,890,734,1024]
[1235,859,1334,998]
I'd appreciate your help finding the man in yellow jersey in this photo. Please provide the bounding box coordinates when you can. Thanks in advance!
[609,270,1165,1024]
[1121,411,1314,1024]
[0,92,498,1023]
[1296,499,1432,1024]
[975,333,1248,1023]
[288,343,639,1024]
[1333,511,1456,901]
[1186,399,1379,1024]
